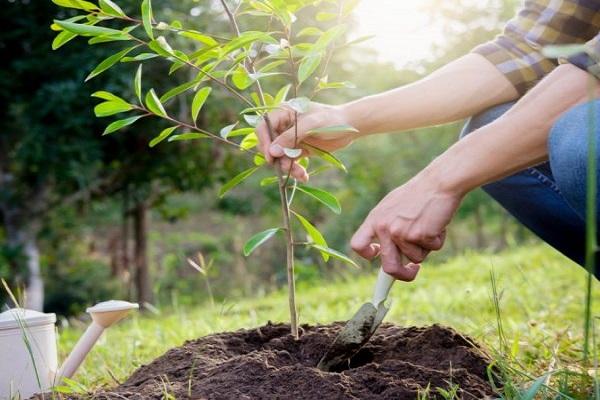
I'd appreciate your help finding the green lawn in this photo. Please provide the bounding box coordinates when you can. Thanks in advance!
[59,244,600,397]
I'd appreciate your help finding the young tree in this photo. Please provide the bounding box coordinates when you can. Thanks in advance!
[53,0,362,337]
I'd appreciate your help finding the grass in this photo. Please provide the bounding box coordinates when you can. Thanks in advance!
[57,244,600,397]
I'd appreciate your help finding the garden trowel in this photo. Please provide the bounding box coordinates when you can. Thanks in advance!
[317,267,395,372]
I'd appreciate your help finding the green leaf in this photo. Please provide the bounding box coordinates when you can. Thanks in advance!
[168,132,209,142]
[309,245,359,268]
[159,78,201,103]
[305,144,347,172]
[296,185,341,214]
[306,124,359,135]
[145,89,167,117]
[121,53,159,62]
[227,128,254,138]
[232,66,253,90]
[91,91,127,103]
[298,53,322,84]
[292,211,328,260]
[52,30,78,50]
[316,12,337,22]
[134,65,142,103]
[297,27,322,38]
[521,374,550,400]
[148,36,175,57]
[86,46,136,82]
[99,0,125,16]
[191,87,212,122]
[149,126,178,147]
[243,228,281,256]
[179,30,218,47]
[240,132,258,150]
[141,0,154,40]
[103,115,144,135]
[94,101,133,117]
[313,25,347,53]
[274,84,291,105]
[219,166,260,198]
[53,20,123,37]
[52,0,98,11]
[220,123,238,138]
[260,176,278,186]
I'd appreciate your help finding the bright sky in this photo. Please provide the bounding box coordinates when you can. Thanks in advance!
[353,0,443,67]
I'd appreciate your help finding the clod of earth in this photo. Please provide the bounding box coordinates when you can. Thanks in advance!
[65,323,498,399]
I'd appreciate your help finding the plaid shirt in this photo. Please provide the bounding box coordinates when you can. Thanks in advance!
[473,0,600,95]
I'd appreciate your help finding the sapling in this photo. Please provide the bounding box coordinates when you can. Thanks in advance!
[52,0,364,338]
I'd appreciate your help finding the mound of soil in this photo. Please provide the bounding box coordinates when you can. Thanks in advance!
[90,323,497,399]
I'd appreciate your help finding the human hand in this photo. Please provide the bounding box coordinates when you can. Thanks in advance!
[256,102,360,181]
[350,173,463,281]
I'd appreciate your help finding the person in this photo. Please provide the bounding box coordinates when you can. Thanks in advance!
[256,0,600,281]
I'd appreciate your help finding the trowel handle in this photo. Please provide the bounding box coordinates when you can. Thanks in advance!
[371,267,395,306]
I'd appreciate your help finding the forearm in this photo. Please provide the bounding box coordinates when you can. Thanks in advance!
[339,54,519,136]
[424,64,597,196]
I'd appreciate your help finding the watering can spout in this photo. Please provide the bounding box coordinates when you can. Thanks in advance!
[57,300,139,381]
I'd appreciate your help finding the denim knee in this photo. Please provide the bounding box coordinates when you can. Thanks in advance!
[548,100,600,218]
[459,102,516,140]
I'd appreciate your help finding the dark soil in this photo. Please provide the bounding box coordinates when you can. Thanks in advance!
[85,323,497,399]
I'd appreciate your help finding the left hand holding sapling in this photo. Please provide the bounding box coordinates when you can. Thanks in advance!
[350,172,463,281]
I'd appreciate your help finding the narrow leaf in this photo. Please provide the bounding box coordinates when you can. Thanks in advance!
[243,228,281,256]
[103,115,144,135]
[86,46,136,82]
[149,126,178,147]
[310,245,359,268]
[134,64,142,103]
[141,0,154,40]
[99,0,125,16]
[292,211,328,260]
[297,185,341,214]
[191,87,212,122]
[298,53,322,84]
[52,31,78,50]
[168,132,209,142]
[219,166,260,198]
[53,20,123,37]
[52,0,98,11]
[94,101,133,117]
[145,89,167,117]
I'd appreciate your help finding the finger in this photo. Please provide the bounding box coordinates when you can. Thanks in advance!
[351,222,378,260]
[380,238,420,282]
[420,231,446,251]
[257,109,291,164]
[291,162,309,182]
[270,118,312,158]
[394,239,430,264]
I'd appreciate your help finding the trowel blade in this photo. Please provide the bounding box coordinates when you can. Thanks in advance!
[317,301,389,372]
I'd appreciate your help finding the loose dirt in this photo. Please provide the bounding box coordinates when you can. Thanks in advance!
[79,323,497,399]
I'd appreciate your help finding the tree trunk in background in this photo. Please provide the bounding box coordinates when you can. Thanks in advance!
[2,209,44,311]
[133,200,153,308]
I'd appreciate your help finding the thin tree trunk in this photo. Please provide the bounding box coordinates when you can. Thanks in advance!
[133,200,153,308]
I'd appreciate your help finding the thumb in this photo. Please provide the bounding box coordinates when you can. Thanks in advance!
[269,119,310,158]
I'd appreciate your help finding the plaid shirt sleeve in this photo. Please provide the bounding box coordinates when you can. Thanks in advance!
[470,1,600,96]
[566,33,600,77]
[472,35,557,95]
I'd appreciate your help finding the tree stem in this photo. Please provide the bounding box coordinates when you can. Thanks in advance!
[219,0,298,338]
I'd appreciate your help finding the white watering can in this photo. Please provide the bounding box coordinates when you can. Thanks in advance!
[0,300,138,399]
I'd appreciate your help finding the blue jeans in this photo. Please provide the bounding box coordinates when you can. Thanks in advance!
[460,100,600,278]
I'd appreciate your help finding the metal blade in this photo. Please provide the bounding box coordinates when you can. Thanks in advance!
[317,302,389,372]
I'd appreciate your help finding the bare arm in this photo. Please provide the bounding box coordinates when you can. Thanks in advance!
[341,53,518,135]
[257,53,518,180]
[351,64,598,280]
